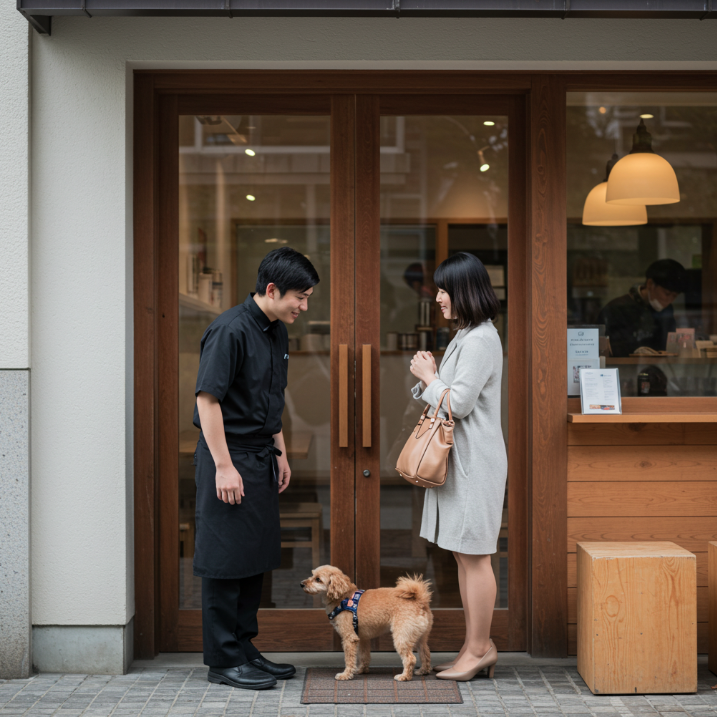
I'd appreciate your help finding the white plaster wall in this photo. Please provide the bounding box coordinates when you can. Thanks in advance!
[0,5,29,369]
[30,14,717,626]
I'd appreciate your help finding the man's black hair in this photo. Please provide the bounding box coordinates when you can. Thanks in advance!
[645,258,685,294]
[255,246,320,296]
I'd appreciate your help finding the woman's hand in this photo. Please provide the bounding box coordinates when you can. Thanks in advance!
[410,351,437,386]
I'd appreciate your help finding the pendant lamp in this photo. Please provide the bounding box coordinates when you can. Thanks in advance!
[582,154,647,226]
[605,119,680,206]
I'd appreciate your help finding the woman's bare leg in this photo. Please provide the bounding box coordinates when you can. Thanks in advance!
[450,553,495,673]
[453,552,470,660]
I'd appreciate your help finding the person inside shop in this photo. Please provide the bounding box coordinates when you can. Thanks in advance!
[597,258,686,357]
[193,247,319,691]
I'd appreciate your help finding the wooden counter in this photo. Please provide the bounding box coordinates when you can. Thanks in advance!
[565,397,717,656]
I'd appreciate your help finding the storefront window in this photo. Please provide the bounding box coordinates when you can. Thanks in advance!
[567,93,717,397]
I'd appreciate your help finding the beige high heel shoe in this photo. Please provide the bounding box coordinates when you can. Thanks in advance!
[432,658,458,672]
[435,639,497,681]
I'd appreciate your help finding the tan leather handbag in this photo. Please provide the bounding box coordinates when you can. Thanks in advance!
[396,389,454,488]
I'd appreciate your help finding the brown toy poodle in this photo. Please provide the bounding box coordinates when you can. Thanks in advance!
[301,564,433,681]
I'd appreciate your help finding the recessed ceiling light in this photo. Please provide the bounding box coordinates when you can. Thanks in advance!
[599,106,607,114]
[483,121,495,126]
[245,148,256,156]
[246,194,256,201]
[265,238,279,243]
[640,113,654,119]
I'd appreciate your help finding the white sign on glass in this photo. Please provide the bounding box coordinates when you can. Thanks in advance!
[567,328,599,395]
[579,368,622,415]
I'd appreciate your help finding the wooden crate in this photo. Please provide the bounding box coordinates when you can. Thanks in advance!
[577,542,697,694]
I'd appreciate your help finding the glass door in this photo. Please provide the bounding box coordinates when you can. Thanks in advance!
[157,93,526,653]
[158,95,357,651]
[354,96,527,651]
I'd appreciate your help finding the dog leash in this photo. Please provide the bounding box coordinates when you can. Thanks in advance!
[328,590,365,636]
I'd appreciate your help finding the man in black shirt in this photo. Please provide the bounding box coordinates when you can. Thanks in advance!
[598,258,685,357]
[193,247,319,690]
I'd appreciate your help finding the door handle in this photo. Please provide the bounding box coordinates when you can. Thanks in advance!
[339,344,348,448]
[362,344,372,448]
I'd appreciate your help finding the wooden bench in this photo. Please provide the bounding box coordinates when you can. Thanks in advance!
[709,542,717,676]
[577,541,697,694]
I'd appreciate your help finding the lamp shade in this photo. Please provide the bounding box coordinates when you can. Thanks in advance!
[605,119,680,206]
[582,181,647,226]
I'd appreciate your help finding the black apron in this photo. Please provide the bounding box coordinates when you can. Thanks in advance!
[193,433,282,580]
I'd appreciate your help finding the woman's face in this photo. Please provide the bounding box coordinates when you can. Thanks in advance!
[436,288,452,319]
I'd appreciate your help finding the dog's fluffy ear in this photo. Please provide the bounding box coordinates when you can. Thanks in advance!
[326,570,352,601]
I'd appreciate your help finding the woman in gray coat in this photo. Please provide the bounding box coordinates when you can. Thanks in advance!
[409,252,507,682]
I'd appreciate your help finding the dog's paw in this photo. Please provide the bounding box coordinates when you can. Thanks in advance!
[416,667,431,676]
[357,665,370,674]
[335,672,354,681]
[394,673,412,682]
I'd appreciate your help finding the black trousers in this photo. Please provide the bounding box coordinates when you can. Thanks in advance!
[201,573,264,667]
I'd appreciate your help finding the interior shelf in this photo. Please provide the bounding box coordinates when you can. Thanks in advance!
[568,412,717,424]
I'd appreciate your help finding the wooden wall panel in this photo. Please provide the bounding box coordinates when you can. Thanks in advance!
[568,517,717,553]
[528,74,567,658]
[567,445,717,482]
[568,482,717,518]
[568,422,717,446]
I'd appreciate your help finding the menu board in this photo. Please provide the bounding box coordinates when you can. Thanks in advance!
[579,368,622,415]
[567,328,600,396]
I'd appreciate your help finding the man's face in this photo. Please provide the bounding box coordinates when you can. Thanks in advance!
[646,278,678,309]
[265,284,313,324]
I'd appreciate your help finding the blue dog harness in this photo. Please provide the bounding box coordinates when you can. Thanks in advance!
[328,590,365,635]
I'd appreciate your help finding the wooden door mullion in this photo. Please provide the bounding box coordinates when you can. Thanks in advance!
[330,94,358,581]
[354,95,381,590]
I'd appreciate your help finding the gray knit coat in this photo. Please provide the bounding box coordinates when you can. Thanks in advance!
[412,321,507,555]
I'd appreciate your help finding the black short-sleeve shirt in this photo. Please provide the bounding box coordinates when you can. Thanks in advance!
[193,293,289,438]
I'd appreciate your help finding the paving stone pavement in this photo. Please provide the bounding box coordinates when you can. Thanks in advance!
[2,665,717,717]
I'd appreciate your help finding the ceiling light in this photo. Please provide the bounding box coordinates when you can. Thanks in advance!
[606,119,680,206]
[599,106,607,114]
[245,148,256,156]
[483,121,495,126]
[265,238,279,243]
[246,194,256,202]
[640,113,654,119]
[480,164,490,172]
[582,154,647,226]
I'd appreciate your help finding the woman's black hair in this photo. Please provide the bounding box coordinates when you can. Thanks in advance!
[255,246,320,296]
[433,252,501,330]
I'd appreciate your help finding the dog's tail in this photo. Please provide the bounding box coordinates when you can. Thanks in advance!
[395,574,432,607]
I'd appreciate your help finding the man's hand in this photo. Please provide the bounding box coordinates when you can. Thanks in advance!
[277,455,291,494]
[215,461,245,504]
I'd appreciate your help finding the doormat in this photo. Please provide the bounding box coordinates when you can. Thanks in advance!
[300,667,463,704]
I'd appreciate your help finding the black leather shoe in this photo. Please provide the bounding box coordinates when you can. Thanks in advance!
[249,655,296,679]
[207,664,277,690]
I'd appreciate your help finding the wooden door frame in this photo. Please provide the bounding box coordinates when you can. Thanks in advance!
[133,69,717,661]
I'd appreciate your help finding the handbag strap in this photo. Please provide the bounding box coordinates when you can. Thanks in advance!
[431,389,453,423]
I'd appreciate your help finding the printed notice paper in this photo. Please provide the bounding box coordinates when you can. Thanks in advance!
[567,328,599,395]
[579,368,622,415]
